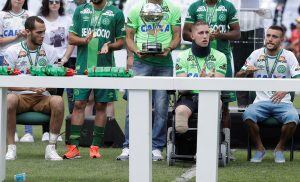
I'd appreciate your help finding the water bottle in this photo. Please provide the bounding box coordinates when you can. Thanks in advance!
[14,173,26,182]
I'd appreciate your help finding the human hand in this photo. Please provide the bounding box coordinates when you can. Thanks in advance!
[245,65,260,75]
[210,28,221,40]
[30,87,46,94]
[134,49,151,59]
[270,91,287,104]
[200,64,207,77]
[157,47,171,57]
[84,32,93,44]
[98,42,111,54]
[207,68,216,77]
[58,57,68,66]
[16,29,27,38]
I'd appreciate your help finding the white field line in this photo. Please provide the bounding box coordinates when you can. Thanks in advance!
[173,165,196,182]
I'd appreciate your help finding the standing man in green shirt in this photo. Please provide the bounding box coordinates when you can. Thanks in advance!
[183,0,241,158]
[116,0,181,161]
[63,0,125,159]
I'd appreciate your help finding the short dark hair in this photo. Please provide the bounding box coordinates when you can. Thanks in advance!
[268,25,285,37]
[25,16,45,31]
[2,0,28,11]
[39,0,65,17]
[192,21,209,32]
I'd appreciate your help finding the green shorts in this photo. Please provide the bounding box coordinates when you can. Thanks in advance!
[73,88,117,103]
[222,53,236,103]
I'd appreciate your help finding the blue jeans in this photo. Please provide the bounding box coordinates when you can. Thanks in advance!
[123,61,173,151]
[25,125,33,134]
[243,101,299,124]
[0,56,3,65]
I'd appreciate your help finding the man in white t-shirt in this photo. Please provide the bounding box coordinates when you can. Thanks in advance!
[4,16,64,161]
[236,25,300,164]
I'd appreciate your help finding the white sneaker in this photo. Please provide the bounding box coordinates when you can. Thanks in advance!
[57,135,63,142]
[20,133,34,143]
[152,149,163,161]
[6,144,16,160]
[45,145,63,161]
[14,132,19,142]
[116,148,129,161]
[42,132,49,142]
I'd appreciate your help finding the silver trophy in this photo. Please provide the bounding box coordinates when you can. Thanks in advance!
[140,3,164,54]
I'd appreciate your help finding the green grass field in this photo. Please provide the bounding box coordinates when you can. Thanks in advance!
[5,92,300,181]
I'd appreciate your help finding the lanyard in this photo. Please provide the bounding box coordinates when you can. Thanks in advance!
[264,48,283,78]
[90,2,108,33]
[191,49,210,76]
[204,0,219,26]
[23,42,41,66]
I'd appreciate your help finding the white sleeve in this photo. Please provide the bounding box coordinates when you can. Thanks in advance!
[287,51,300,78]
[240,50,258,71]
[3,46,17,67]
[49,48,59,66]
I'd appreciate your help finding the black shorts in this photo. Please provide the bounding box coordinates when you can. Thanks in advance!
[175,94,198,113]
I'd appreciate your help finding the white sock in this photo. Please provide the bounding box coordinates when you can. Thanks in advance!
[49,133,59,144]
[223,128,231,151]
[7,144,16,150]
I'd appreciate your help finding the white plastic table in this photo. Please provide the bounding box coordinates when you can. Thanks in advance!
[1,75,299,182]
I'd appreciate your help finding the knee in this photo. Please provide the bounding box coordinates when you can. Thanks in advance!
[284,122,297,129]
[155,90,168,102]
[7,94,19,111]
[244,119,257,128]
[175,106,190,134]
[95,102,107,111]
[50,96,64,111]
[74,100,87,110]
[222,102,229,112]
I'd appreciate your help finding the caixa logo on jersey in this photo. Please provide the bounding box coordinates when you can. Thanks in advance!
[80,8,92,14]
[210,25,226,33]
[196,6,206,12]
[141,24,171,33]
[187,73,199,78]
[82,28,111,39]
[256,74,286,78]
[216,5,227,12]
[102,10,115,17]
[3,29,19,36]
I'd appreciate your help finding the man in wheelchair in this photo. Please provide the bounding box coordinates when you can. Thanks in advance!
[236,25,300,163]
[4,16,64,161]
[175,21,227,133]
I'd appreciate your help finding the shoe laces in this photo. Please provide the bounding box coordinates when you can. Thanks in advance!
[90,146,99,153]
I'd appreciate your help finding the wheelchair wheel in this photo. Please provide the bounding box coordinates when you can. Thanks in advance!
[167,127,175,166]
[219,142,227,167]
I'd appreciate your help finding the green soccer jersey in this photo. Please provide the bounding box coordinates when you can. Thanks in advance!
[127,0,181,67]
[185,0,238,56]
[176,48,227,93]
[69,3,125,74]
